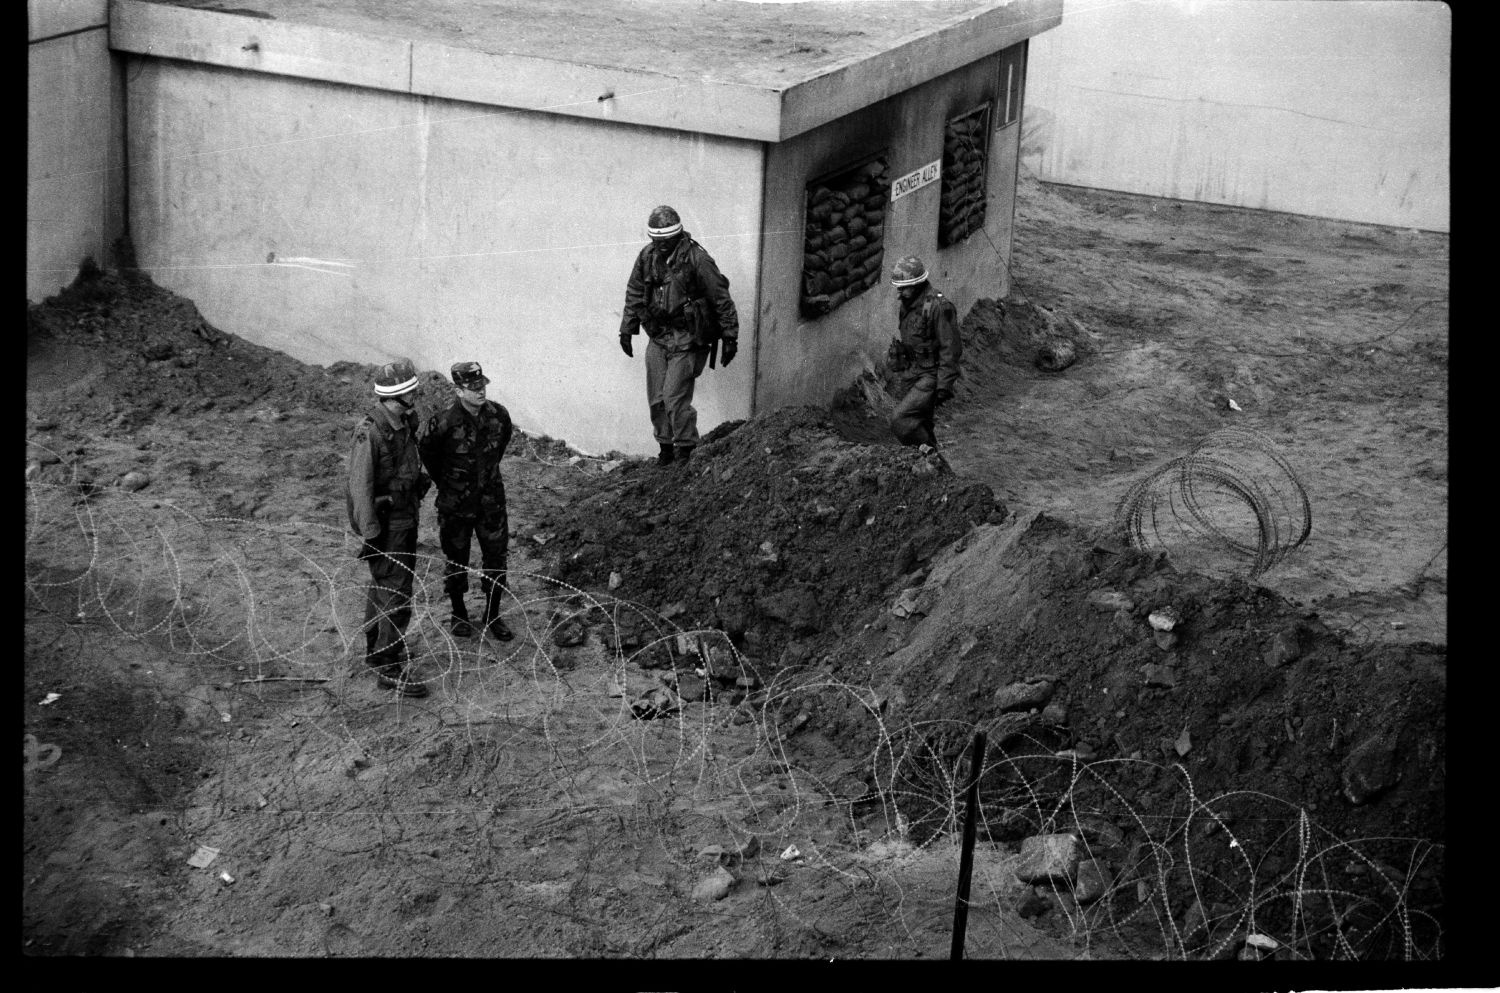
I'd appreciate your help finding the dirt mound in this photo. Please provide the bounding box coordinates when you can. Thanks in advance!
[538,365,1444,958]
[791,508,1445,957]
[26,266,582,501]
[538,405,1005,674]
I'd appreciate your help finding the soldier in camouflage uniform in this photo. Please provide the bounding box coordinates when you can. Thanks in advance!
[347,358,431,697]
[418,361,515,642]
[885,255,962,451]
[618,205,740,466]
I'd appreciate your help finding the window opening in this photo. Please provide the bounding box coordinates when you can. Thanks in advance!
[997,42,1027,129]
[939,104,990,246]
[801,154,891,319]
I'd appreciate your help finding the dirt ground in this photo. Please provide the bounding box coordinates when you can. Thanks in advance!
[24,172,1448,963]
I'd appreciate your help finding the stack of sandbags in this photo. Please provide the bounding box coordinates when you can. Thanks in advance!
[939,114,988,246]
[801,158,891,318]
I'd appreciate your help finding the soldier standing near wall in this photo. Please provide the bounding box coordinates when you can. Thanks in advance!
[418,361,515,642]
[347,358,432,697]
[618,205,740,466]
[885,255,962,452]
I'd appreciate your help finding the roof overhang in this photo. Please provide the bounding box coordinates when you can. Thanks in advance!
[109,0,1062,142]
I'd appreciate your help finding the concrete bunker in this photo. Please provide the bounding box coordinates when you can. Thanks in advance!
[34,0,1063,454]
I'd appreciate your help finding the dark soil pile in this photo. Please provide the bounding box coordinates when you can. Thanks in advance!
[26,264,578,472]
[805,510,1445,957]
[537,404,1005,675]
[537,297,1445,959]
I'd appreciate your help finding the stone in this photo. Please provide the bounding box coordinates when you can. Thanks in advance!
[676,674,707,703]
[1015,887,1050,919]
[1040,700,1069,725]
[1140,663,1177,688]
[1147,608,1179,631]
[1153,629,1180,651]
[890,587,925,618]
[119,471,151,492]
[1073,858,1110,903]
[1263,626,1302,667]
[757,585,822,633]
[1342,734,1399,805]
[1014,833,1081,884]
[1087,590,1134,612]
[994,679,1053,712]
[691,866,735,902]
[608,571,622,590]
[1074,815,1124,849]
[1181,900,1209,941]
[550,617,587,647]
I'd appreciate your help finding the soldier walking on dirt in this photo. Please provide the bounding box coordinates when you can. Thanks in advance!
[618,205,740,466]
[885,255,961,452]
[418,361,515,642]
[347,358,432,697]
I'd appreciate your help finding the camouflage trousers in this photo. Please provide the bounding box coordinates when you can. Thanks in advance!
[361,521,417,665]
[890,374,939,448]
[437,509,509,615]
[645,337,710,449]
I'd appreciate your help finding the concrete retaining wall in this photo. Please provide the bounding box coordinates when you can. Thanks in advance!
[756,50,1019,413]
[1025,0,1449,232]
[124,59,761,454]
[27,0,126,302]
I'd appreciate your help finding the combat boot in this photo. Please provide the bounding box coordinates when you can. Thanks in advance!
[374,662,429,697]
[448,592,474,637]
[675,446,693,465]
[483,584,514,642]
[657,443,675,466]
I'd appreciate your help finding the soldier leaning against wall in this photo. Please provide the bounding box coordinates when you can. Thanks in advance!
[618,205,740,466]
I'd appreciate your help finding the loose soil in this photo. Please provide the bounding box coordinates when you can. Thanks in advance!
[24,173,1448,963]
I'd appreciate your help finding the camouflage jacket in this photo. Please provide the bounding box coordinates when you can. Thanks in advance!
[418,399,513,518]
[619,232,738,351]
[347,401,429,538]
[896,285,962,393]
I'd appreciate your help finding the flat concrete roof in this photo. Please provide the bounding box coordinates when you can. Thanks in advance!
[109,0,1062,140]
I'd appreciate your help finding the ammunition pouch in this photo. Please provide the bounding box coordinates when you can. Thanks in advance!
[688,297,720,349]
[887,336,911,372]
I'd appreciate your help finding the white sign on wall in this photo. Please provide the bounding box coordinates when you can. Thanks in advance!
[891,159,941,201]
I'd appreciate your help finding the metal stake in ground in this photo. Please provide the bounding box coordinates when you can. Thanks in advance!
[950,729,987,960]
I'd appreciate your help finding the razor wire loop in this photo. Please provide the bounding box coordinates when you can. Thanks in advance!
[1114,427,1311,576]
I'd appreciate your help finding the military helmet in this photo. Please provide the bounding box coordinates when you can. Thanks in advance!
[373,358,419,397]
[450,360,489,390]
[646,205,683,239]
[890,255,929,288]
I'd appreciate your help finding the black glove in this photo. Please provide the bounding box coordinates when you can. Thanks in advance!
[934,388,954,407]
[357,536,382,561]
[719,338,737,367]
[619,334,633,358]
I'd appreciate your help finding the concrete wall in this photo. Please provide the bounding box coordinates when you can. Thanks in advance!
[756,49,1019,413]
[1025,0,1450,232]
[124,59,762,454]
[27,0,126,302]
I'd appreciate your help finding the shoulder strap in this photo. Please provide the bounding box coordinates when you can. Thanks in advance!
[921,292,940,326]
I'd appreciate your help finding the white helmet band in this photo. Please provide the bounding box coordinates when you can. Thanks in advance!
[374,376,418,396]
